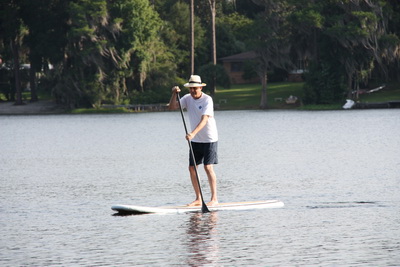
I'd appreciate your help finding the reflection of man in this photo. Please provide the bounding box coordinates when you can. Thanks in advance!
[185,212,219,266]
[169,75,219,207]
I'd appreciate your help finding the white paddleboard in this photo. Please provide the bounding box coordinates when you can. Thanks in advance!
[112,200,284,214]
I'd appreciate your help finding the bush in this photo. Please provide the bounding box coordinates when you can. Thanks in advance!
[302,62,346,105]
[198,63,231,90]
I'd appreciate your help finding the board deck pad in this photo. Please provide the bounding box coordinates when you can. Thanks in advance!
[112,200,284,214]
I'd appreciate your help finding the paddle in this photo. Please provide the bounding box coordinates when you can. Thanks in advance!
[176,92,210,213]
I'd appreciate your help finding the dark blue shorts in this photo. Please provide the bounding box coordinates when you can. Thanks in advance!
[189,142,218,166]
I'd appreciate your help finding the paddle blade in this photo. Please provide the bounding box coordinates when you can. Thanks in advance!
[201,202,210,213]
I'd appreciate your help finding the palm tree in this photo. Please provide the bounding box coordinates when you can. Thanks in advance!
[190,0,194,75]
[208,0,217,96]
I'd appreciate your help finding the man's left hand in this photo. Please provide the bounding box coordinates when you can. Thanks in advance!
[186,133,194,140]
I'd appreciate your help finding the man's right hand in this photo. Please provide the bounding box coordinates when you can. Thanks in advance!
[169,86,181,110]
[172,86,181,94]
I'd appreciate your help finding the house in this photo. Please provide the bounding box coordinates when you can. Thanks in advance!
[288,69,305,82]
[219,51,260,84]
[220,51,305,84]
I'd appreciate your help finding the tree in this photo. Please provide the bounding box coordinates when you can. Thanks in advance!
[290,0,400,103]
[208,0,217,96]
[51,0,111,107]
[190,0,194,75]
[217,12,253,54]
[252,0,294,108]
[0,0,26,105]
[20,0,68,102]
[49,0,164,107]
[108,0,162,95]
[378,0,400,82]
[163,1,206,78]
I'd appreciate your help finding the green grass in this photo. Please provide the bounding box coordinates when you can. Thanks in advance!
[214,81,400,110]
[0,90,52,102]
[2,81,399,111]
[213,82,304,109]
[358,82,400,103]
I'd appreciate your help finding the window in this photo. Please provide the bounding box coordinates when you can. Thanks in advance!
[231,62,242,72]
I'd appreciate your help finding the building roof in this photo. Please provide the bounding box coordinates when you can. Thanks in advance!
[219,51,258,62]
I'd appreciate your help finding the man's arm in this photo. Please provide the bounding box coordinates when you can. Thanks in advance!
[168,86,181,110]
[186,115,209,140]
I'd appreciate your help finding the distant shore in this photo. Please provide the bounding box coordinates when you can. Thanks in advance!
[0,100,66,115]
[1,98,399,115]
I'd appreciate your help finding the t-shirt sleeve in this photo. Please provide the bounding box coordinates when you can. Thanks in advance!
[202,97,214,116]
[180,94,189,109]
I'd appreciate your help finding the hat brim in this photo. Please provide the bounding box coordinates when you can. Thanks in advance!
[184,82,206,87]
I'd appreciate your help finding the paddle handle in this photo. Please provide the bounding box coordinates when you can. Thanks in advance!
[176,92,210,213]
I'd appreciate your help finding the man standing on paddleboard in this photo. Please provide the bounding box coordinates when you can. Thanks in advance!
[169,75,219,207]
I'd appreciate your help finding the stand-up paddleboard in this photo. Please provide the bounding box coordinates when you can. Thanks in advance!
[112,200,284,215]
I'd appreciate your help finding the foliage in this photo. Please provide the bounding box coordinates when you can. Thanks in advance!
[0,0,399,108]
[217,12,253,38]
[198,63,231,91]
[250,0,295,108]
[214,81,304,109]
[302,61,346,105]
[160,1,206,76]
[288,0,400,103]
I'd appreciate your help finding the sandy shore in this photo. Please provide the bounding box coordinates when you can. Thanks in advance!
[0,100,66,115]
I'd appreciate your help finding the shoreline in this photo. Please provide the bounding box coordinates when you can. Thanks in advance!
[0,100,66,115]
[1,99,399,115]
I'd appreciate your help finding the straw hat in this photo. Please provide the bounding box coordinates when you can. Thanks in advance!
[184,75,206,87]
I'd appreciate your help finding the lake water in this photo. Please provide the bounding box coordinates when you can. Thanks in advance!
[1,109,399,266]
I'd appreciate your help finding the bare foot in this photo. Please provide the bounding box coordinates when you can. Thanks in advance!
[207,200,219,207]
[187,200,202,207]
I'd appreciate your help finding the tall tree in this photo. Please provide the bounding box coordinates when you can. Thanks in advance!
[20,0,68,102]
[0,0,26,105]
[50,0,163,107]
[108,0,162,94]
[252,0,293,108]
[290,0,400,103]
[164,1,206,78]
[51,0,117,108]
[378,0,400,82]
[208,0,217,96]
[190,0,194,75]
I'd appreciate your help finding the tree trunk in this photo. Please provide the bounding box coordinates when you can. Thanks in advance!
[29,59,38,102]
[208,0,216,96]
[190,0,194,75]
[139,71,146,92]
[209,0,216,66]
[260,70,268,109]
[347,73,353,99]
[11,38,23,105]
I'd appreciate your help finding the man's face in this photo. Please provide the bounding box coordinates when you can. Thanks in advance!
[189,87,202,99]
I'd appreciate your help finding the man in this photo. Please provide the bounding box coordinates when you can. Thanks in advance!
[169,75,219,207]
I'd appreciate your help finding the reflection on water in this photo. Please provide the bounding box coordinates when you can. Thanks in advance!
[184,212,219,266]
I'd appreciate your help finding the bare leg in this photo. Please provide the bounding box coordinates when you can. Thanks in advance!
[187,165,202,206]
[204,164,218,206]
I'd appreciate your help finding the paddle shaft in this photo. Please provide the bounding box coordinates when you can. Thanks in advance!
[176,92,210,213]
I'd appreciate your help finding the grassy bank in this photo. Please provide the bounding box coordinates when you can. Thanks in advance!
[213,81,400,110]
[213,82,304,110]
[358,82,400,102]
[2,81,399,113]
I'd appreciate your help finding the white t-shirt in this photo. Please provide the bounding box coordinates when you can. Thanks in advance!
[180,93,218,143]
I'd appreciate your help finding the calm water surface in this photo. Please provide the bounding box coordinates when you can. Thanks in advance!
[1,110,399,266]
